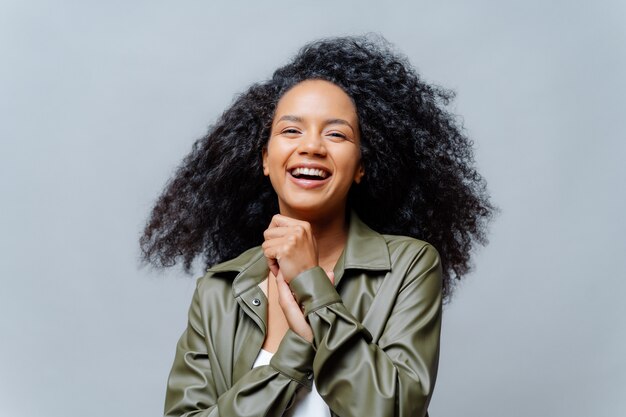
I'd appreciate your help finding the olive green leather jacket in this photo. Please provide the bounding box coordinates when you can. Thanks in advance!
[164,212,443,417]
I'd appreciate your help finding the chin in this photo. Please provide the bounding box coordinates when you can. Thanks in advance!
[279,200,344,219]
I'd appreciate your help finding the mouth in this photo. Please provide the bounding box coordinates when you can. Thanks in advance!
[286,165,332,189]
[289,166,331,180]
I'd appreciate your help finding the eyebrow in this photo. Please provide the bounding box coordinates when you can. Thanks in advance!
[276,115,355,131]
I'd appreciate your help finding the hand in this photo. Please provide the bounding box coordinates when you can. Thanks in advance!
[262,214,318,283]
[275,269,335,343]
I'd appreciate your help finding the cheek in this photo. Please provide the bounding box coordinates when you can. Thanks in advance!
[264,152,287,180]
[265,139,295,168]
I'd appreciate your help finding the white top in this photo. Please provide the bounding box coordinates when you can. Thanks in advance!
[252,348,331,417]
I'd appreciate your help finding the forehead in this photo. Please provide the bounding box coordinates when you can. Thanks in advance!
[273,79,357,122]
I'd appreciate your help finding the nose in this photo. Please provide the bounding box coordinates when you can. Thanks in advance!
[297,132,327,157]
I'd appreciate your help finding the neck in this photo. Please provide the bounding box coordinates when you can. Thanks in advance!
[311,214,349,271]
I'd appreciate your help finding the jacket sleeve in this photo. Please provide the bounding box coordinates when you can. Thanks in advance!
[288,242,443,417]
[164,284,317,417]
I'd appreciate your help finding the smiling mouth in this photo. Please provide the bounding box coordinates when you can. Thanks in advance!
[289,167,331,180]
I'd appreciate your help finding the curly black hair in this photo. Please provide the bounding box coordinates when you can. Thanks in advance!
[140,34,496,301]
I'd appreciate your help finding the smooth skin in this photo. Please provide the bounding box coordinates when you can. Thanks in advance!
[261,79,364,351]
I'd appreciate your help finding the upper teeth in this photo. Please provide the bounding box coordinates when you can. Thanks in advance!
[291,167,328,178]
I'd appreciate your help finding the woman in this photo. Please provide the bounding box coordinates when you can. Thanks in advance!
[140,35,495,417]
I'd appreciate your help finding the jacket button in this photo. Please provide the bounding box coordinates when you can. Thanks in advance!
[252,298,261,306]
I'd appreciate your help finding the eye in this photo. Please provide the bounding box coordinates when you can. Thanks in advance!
[281,128,301,135]
[326,131,352,142]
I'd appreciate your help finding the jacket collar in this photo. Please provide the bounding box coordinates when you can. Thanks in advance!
[207,210,391,297]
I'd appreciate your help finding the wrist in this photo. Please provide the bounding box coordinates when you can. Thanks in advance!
[294,326,313,343]
[289,266,342,316]
[283,264,318,284]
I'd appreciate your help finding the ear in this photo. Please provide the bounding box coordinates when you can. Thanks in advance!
[262,147,269,176]
[354,163,365,184]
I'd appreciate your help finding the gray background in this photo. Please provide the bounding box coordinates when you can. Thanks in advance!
[1,0,624,416]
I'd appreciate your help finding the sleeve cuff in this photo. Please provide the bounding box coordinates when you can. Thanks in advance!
[289,266,342,316]
[269,329,316,387]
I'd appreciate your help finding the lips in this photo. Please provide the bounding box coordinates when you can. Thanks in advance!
[287,163,332,189]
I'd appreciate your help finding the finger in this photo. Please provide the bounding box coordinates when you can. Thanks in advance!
[266,224,308,243]
[275,272,313,342]
[261,240,282,276]
[268,214,293,228]
[263,226,293,240]
[262,238,289,257]
[267,258,279,278]
[269,214,311,232]
[275,271,299,309]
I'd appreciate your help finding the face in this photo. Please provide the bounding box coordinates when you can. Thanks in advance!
[262,79,364,219]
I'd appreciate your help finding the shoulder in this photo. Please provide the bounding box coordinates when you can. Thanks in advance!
[204,245,264,276]
[381,234,442,289]
[190,247,264,329]
[197,246,255,292]
[197,246,266,297]
[382,234,441,264]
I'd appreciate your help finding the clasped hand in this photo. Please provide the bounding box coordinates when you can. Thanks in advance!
[262,214,334,343]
